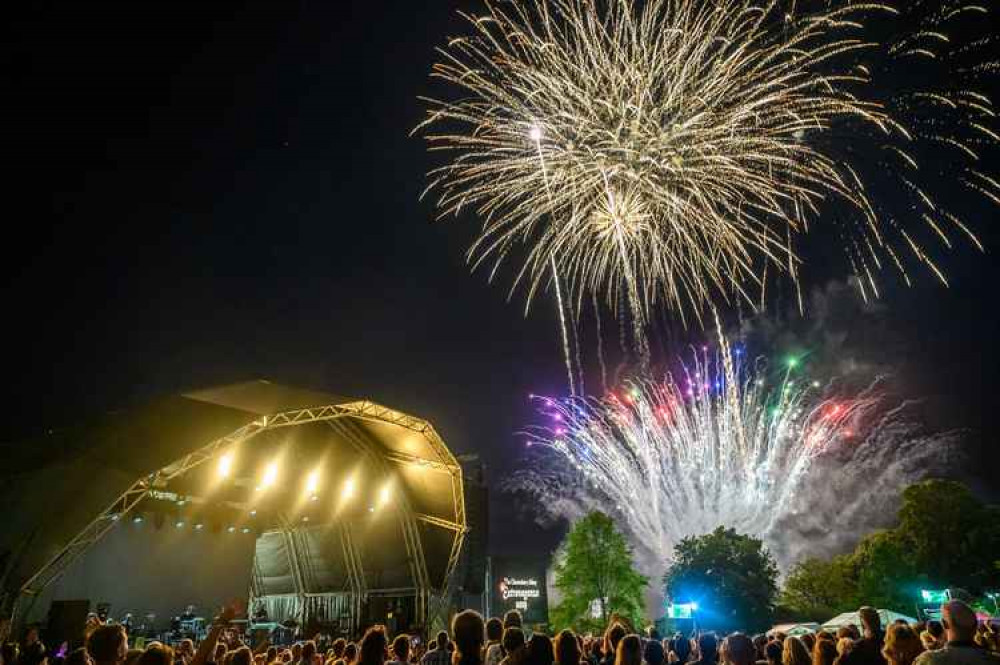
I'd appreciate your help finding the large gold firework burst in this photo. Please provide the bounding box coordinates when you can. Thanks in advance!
[415,0,996,326]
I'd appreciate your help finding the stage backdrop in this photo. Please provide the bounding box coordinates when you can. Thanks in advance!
[23,519,257,628]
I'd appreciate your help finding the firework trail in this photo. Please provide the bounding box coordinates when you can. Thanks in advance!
[512,335,958,606]
[416,0,996,342]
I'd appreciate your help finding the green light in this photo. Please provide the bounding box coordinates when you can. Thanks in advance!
[666,603,696,619]
[921,589,949,604]
[787,356,799,368]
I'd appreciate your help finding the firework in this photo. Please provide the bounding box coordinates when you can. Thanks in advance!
[513,336,956,593]
[416,0,996,327]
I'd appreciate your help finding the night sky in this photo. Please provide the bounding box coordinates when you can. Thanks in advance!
[4,0,999,562]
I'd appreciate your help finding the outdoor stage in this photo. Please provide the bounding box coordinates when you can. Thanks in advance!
[0,381,468,641]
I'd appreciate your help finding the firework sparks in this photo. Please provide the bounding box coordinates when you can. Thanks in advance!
[512,336,957,599]
[416,0,996,327]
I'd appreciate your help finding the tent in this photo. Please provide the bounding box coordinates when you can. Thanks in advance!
[0,381,467,632]
[768,623,821,636]
[822,609,918,630]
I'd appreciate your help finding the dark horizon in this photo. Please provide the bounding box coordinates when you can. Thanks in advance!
[3,0,999,564]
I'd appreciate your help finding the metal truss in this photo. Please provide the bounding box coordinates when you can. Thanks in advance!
[17,398,467,632]
[280,519,308,622]
[20,476,155,595]
[415,514,464,532]
[338,522,366,636]
[160,420,269,482]
[326,417,434,625]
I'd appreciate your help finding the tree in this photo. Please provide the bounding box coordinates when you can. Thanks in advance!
[551,511,648,632]
[780,555,856,619]
[894,480,1000,592]
[778,479,1000,619]
[663,526,778,633]
[850,530,920,611]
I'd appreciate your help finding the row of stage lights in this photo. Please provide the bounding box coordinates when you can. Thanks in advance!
[214,451,394,510]
[123,514,256,534]
[109,451,397,534]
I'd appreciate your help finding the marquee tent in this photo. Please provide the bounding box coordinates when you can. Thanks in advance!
[822,609,918,630]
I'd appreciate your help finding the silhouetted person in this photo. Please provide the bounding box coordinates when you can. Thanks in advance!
[842,608,887,665]
[722,635,755,665]
[86,625,127,665]
[486,620,505,665]
[526,636,554,665]
[914,602,1000,665]
[614,637,642,665]
[555,631,585,665]
[692,635,719,665]
[453,611,485,665]
[500,629,527,665]
[422,632,451,665]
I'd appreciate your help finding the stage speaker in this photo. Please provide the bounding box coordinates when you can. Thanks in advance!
[462,482,488,594]
[46,599,90,649]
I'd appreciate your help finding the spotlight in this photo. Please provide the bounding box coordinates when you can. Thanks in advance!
[241,527,251,534]
[175,521,185,528]
[194,523,204,530]
[529,125,542,142]
[306,470,320,495]
[342,477,356,500]
[261,462,279,489]
[132,515,144,524]
[227,526,237,533]
[379,484,392,506]
[218,452,233,478]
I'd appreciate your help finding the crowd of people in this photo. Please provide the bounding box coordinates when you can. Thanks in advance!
[1,601,997,665]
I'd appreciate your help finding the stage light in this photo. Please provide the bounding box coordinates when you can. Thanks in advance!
[227,526,237,533]
[302,516,310,523]
[378,484,391,508]
[218,452,233,478]
[306,469,320,495]
[194,523,204,530]
[175,521,185,528]
[132,516,144,524]
[241,527,251,534]
[342,477,356,500]
[250,509,257,516]
[529,125,542,142]
[261,461,279,489]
